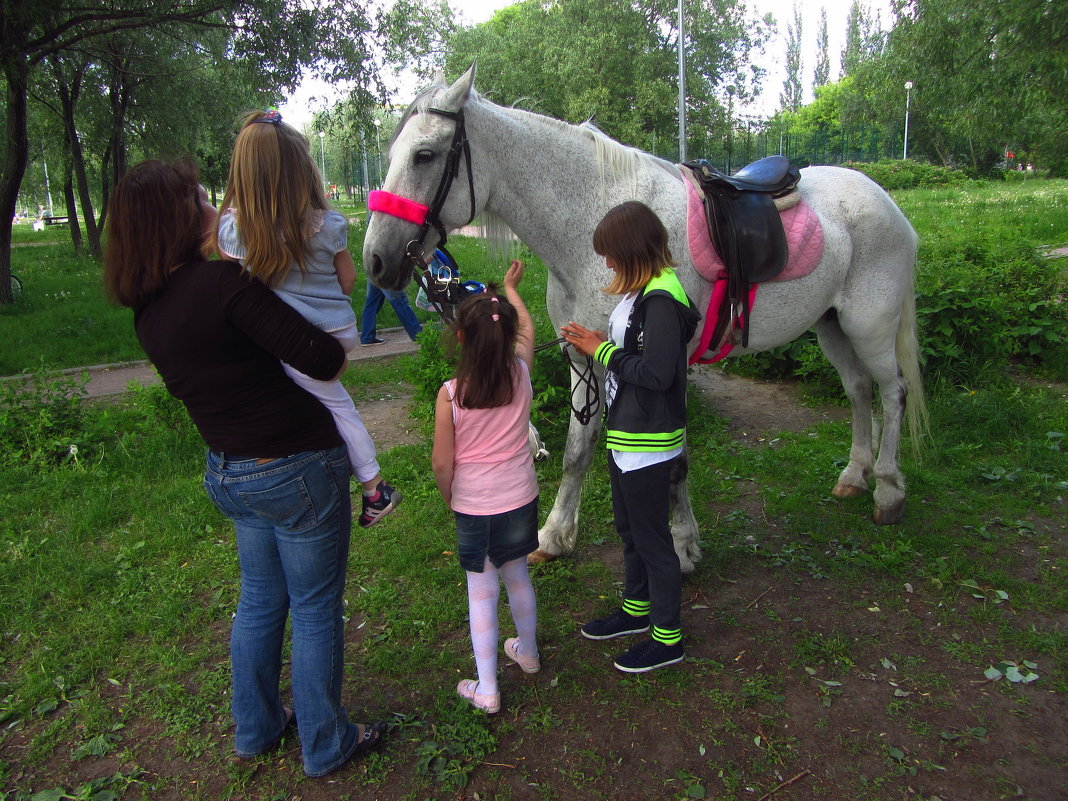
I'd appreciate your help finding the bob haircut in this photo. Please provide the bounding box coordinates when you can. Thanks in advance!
[212,110,330,286]
[592,200,676,296]
[451,282,520,409]
[103,159,205,309]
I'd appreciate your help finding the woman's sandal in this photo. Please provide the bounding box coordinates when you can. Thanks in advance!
[232,706,296,762]
[347,721,388,761]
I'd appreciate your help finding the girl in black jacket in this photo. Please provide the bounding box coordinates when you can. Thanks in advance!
[561,201,700,673]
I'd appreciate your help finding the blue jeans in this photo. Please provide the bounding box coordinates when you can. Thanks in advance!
[203,446,363,777]
[360,279,422,342]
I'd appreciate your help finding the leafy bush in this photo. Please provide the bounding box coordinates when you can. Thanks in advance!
[844,159,973,191]
[916,232,1068,385]
[733,182,1068,389]
[0,368,94,468]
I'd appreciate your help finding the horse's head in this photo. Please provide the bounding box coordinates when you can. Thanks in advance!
[362,64,480,291]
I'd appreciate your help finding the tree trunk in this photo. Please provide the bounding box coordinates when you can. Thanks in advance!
[101,58,132,234]
[63,159,83,253]
[0,57,31,306]
[51,55,101,257]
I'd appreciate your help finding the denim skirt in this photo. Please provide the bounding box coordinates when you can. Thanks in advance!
[454,496,539,572]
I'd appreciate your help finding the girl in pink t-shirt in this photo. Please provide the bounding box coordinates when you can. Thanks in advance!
[432,260,540,713]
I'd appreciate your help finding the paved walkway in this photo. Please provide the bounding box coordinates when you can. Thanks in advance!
[67,329,419,398]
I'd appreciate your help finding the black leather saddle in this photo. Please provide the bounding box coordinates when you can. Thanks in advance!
[683,155,801,347]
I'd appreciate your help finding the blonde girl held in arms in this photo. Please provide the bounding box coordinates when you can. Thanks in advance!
[213,109,399,527]
[432,261,541,713]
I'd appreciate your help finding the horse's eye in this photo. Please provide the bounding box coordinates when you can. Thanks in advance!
[414,150,435,165]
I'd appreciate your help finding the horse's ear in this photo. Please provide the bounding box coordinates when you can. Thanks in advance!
[438,63,476,112]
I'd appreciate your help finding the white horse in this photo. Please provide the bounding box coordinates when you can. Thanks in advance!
[363,66,926,572]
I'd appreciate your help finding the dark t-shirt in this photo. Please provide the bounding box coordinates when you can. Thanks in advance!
[134,260,345,457]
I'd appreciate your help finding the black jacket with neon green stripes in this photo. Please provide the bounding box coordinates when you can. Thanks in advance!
[593,268,701,452]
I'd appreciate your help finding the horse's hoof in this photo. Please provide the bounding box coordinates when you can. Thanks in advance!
[832,482,867,499]
[527,549,558,565]
[874,500,905,526]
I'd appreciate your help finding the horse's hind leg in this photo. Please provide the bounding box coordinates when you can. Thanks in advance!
[815,312,875,499]
[669,450,702,573]
[828,310,910,525]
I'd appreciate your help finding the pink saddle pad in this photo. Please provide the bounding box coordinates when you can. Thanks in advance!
[685,174,825,364]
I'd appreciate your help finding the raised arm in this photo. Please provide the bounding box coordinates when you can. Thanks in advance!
[503,260,534,369]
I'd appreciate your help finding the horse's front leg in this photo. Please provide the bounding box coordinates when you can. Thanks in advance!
[530,410,601,563]
[669,449,702,574]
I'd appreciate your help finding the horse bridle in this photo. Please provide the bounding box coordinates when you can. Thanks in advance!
[368,107,475,265]
[367,106,476,321]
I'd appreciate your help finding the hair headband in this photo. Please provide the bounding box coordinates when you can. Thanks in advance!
[367,190,430,226]
[252,108,283,125]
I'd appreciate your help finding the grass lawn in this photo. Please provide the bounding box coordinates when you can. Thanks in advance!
[0,181,1065,799]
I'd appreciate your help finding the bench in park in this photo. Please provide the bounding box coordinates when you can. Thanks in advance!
[33,215,69,231]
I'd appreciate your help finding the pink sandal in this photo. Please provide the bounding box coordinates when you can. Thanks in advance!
[456,679,500,713]
[504,637,540,673]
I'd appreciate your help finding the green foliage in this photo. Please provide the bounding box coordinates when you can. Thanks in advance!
[850,0,1068,175]
[444,0,771,160]
[844,160,973,191]
[0,368,93,469]
[733,180,1068,389]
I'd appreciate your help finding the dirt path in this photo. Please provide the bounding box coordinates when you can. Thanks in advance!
[75,345,846,448]
[73,330,419,398]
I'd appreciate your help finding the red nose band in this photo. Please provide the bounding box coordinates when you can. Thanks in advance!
[368,191,430,225]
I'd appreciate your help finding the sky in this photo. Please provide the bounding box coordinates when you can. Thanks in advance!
[278,0,893,128]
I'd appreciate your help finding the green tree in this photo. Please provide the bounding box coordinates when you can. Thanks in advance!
[814,7,830,88]
[841,0,869,77]
[855,0,1067,174]
[1,0,382,305]
[443,0,770,159]
[780,3,803,112]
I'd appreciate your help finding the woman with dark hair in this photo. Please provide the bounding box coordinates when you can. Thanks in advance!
[103,159,386,778]
[561,201,701,674]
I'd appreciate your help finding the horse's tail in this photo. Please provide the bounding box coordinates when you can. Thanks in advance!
[897,280,929,458]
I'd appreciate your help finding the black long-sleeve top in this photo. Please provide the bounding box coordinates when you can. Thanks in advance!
[134,260,345,457]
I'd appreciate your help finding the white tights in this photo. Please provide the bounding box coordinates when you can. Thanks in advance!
[465,555,538,696]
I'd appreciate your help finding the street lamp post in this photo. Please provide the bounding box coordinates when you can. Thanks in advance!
[372,118,382,189]
[317,131,326,189]
[41,149,54,216]
[903,81,913,160]
[677,0,687,162]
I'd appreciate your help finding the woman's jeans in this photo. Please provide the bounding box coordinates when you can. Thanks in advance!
[203,446,362,777]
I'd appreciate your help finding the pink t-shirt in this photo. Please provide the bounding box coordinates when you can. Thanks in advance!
[445,359,538,515]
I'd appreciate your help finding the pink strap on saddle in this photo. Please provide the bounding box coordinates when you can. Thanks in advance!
[688,281,758,365]
[367,190,429,225]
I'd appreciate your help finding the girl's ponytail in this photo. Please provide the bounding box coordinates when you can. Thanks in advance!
[452,284,519,409]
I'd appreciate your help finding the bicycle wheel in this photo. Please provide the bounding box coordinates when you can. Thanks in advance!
[9,273,22,299]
